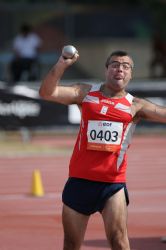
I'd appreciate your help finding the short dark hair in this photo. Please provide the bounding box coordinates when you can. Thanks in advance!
[105,50,134,68]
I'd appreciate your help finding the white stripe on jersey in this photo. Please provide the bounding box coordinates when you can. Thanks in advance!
[117,122,136,169]
[83,95,99,103]
[89,84,101,92]
[114,103,132,114]
[125,93,134,104]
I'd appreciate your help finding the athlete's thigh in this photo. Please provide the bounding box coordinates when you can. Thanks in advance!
[101,188,128,235]
[62,204,90,242]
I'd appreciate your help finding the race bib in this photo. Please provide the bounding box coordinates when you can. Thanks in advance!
[87,120,123,152]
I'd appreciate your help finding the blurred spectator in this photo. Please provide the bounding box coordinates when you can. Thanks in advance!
[9,23,42,83]
[150,32,166,78]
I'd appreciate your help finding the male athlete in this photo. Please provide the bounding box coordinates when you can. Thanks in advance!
[39,49,166,250]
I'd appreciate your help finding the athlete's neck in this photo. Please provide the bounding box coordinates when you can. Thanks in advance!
[100,84,127,99]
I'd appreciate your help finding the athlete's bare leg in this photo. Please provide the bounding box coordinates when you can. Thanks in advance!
[102,188,130,250]
[62,204,90,250]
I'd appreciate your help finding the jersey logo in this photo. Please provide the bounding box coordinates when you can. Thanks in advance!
[101,99,115,105]
[100,106,108,115]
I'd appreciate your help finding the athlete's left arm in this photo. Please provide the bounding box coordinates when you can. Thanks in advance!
[136,98,166,123]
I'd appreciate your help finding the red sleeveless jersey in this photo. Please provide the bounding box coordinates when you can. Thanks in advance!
[69,84,136,183]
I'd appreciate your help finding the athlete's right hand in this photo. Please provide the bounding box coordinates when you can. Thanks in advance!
[58,52,79,68]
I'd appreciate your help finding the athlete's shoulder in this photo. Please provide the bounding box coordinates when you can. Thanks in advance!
[69,83,92,104]
[73,82,92,96]
[77,82,101,96]
[132,96,148,107]
[89,83,101,92]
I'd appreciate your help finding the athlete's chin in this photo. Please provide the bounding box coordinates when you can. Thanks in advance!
[112,82,126,91]
[116,78,130,87]
[106,79,128,91]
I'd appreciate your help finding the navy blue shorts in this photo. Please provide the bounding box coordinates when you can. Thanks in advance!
[62,177,129,215]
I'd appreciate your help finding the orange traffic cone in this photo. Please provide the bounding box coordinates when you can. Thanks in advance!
[31,169,45,197]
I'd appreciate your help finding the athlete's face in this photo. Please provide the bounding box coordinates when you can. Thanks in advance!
[105,55,133,91]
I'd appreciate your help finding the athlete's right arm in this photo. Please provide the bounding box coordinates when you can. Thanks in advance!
[39,54,91,105]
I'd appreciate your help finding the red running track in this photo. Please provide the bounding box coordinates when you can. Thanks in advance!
[0,134,165,250]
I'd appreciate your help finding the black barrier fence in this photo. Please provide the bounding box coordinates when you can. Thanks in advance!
[0,80,166,130]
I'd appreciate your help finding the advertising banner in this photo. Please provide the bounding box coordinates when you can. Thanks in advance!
[0,85,69,130]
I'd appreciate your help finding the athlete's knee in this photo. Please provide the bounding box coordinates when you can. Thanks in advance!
[63,235,81,250]
[107,229,130,250]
